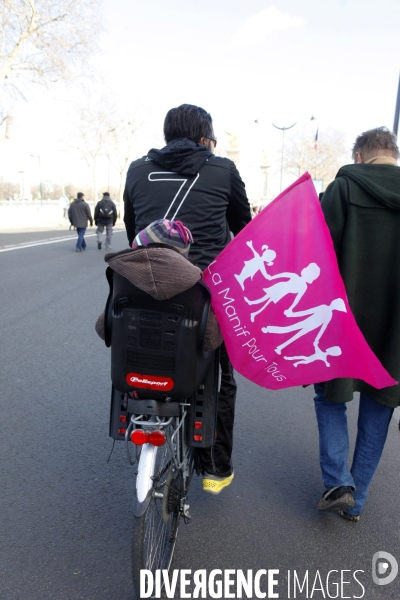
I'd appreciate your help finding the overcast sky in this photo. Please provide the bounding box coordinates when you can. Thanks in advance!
[99,0,398,136]
[1,0,399,194]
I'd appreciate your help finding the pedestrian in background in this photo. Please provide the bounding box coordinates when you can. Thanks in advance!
[94,192,117,250]
[68,192,93,252]
[314,127,400,522]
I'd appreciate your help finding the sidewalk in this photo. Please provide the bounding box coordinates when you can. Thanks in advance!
[0,201,124,230]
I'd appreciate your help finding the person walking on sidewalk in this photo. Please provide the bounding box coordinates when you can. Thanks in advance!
[68,192,93,252]
[313,126,400,522]
[94,192,117,250]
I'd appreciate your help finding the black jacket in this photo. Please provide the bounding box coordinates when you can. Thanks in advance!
[123,138,252,269]
[94,196,117,226]
[68,198,93,228]
[321,161,400,407]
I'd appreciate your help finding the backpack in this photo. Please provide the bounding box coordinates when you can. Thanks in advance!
[99,200,113,219]
[99,205,113,219]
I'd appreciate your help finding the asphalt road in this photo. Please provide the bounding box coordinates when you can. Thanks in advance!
[1,226,399,600]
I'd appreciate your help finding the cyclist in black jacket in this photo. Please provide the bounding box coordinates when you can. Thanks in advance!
[123,104,252,494]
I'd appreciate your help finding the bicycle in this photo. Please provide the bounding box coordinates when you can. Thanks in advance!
[106,268,219,599]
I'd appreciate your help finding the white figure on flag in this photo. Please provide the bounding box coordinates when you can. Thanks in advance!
[244,262,320,322]
[234,240,276,290]
[262,298,347,355]
[284,346,342,367]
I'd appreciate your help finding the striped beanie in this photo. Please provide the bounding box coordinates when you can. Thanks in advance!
[132,219,193,257]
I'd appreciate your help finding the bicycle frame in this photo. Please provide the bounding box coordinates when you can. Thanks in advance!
[128,407,192,519]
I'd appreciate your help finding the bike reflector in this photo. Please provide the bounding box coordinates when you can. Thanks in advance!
[125,372,174,391]
[130,429,166,446]
[147,431,166,446]
[131,430,147,445]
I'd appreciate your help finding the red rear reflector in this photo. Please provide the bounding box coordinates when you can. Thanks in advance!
[130,429,147,445]
[147,431,166,446]
[118,428,127,435]
[119,415,127,422]
[130,429,166,446]
[194,435,203,441]
[194,421,202,429]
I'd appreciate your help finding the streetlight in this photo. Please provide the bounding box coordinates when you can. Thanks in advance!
[255,114,316,192]
[30,154,43,204]
[393,71,400,137]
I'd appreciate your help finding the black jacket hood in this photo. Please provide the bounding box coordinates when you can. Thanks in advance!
[338,163,400,210]
[147,138,212,176]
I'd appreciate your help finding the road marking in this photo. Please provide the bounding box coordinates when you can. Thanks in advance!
[0,229,126,253]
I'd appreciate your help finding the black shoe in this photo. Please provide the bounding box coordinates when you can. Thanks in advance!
[317,486,355,512]
[98,242,102,249]
[339,510,360,522]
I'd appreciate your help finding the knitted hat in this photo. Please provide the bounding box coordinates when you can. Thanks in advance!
[132,219,193,257]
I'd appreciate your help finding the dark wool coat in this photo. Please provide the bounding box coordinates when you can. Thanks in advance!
[68,198,93,228]
[94,196,117,226]
[321,162,400,407]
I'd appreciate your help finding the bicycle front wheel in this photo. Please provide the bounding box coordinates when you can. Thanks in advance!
[131,434,183,599]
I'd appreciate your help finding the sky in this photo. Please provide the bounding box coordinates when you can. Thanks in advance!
[1,0,399,199]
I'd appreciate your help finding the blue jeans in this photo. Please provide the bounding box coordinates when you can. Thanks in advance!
[314,384,393,515]
[76,227,87,250]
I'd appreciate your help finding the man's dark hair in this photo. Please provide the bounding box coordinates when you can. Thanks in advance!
[77,192,84,198]
[352,126,399,160]
[164,104,214,143]
[103,192,110,196]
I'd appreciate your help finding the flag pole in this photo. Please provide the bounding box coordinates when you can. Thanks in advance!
[314,127,319,179]
[393,71,400,137]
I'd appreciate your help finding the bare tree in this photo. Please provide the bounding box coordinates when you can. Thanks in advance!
[0,0,101,135]
[107,116,142,216]
[282,128,350,190]
[0,113,12,142]
[0,0,100,88]
[71,103,114,203]
[66,92,142,213]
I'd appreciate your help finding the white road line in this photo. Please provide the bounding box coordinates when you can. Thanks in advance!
[0,229,126,253]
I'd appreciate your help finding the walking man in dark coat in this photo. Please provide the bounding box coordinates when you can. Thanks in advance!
[68,192,93,252]
[313,127,400,521]
[94,192,117,250]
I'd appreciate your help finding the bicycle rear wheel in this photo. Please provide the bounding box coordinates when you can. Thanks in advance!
[131,431,183,599]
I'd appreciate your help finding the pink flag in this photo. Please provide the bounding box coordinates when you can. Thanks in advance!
[203,173,397,390]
